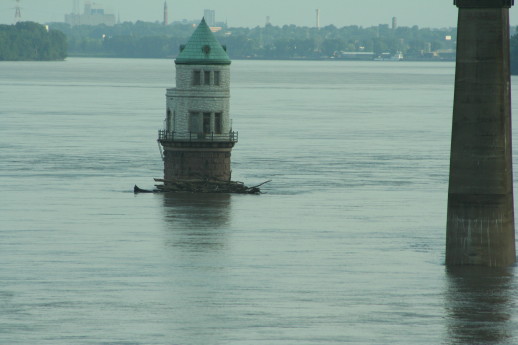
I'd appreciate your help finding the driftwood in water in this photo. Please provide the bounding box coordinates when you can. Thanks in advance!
[151,178,271,194]
[134,185,157,193]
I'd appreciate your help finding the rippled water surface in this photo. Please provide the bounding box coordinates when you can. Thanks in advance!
[1,58,518,344]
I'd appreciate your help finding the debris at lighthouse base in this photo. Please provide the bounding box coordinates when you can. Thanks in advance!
[134,179,270,194]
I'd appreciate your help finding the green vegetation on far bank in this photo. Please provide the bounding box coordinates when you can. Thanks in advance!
[7,20,518,72]
[0,22,67,61]
[48,21,457,61]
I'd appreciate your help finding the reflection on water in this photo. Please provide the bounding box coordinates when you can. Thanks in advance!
[159,193,234,344]
[160,193,232,252]
[445,266,515,345]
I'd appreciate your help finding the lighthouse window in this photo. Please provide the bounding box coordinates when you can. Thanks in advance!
[203,113,211,134]
[214,71,220,86]
[192,70,201,85]
[214,113,222,134]
[189,112,201,133]
[204,71,211,85]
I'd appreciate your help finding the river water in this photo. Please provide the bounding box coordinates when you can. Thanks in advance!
[1,58,517,344]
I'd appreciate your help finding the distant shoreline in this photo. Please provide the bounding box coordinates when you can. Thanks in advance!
[64,54,455,62]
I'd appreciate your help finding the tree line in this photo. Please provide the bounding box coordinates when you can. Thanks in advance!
[47,21,457,60]
[0,20,457,61]
[0,22,67,61]
[7,20,518,70]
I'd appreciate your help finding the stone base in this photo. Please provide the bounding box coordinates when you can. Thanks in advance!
[446,194,516,267]
[162,144,233,181]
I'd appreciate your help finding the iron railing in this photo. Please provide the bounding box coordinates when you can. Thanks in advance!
[158,130,238,143]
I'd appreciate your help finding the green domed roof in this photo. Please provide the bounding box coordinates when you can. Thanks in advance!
[175,18,231,65]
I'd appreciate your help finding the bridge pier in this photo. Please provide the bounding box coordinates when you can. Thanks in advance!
[446,0,516,266]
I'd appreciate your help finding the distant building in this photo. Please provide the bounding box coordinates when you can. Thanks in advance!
[338,52,375,61]
[392,17,398,30]
[204,9,216,27]
[163,1,169,25]
[65,1,115,26]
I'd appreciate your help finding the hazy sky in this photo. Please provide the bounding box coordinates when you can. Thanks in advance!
[2,0,518,28]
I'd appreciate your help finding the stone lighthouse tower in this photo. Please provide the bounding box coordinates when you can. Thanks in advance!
[158,18,237,185]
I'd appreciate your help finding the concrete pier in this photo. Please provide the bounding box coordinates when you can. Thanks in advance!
[446,0,516,266]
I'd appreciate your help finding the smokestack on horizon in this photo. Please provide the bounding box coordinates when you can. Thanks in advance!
[163,1,168,25]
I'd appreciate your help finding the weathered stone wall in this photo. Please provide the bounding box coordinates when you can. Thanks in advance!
[175,64,230,91]
[163,147,232,181]
[166,91,230,133]
[165,64,231,134]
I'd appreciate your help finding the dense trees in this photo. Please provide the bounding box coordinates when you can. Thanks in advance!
[222,24,456,60]
[50,21,190,58]
[48,21,456,60]
[0,22,67,61]
[9,19,518,73]
[8,20,518,74]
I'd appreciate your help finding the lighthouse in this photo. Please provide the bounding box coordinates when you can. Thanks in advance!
[158,18,237,186]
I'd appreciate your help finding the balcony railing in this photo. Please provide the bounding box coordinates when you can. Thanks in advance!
[158,130,238,143]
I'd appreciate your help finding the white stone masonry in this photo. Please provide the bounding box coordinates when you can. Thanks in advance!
[166,64,231,136]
